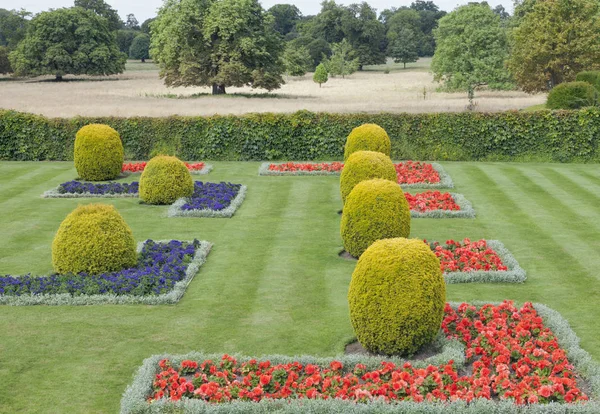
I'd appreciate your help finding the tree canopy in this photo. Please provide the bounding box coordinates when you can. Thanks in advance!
[268,4,301,36]
[74,0,123,30]
[151,0,285,94]
[0,9,30,49]
[326,38,359,78]
[9,7,126,80]
[129,33,150,62]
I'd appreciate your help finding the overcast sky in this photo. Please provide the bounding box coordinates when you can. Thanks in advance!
[17,0,512,25]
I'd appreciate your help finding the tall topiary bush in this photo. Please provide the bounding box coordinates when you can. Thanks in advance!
[341,179,410,258]
[348,238,446,355]
[139,155,194,205]
[344,123,391,161]
[546,82,598,109]
[74,124,124,181]
[340,151,396,204]
[576,71,600,91]
[52,204,137,275]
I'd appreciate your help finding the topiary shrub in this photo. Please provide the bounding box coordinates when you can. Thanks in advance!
[344,123,391,161]
[546,82,598,110]
[139,155,194,205]
[341,179,410,258]
[52,204,137,275]
[74,124,124,181]
[340,150,396,204]
[348,238,446,355]
[576,71,600,91]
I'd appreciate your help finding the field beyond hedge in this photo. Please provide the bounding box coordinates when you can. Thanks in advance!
[1,161,600,413]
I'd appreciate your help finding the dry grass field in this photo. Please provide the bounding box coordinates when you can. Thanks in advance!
[0,58,545,117]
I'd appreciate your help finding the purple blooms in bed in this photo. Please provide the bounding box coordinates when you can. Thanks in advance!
[180,182,242,211]
[0,240,200,297]
[58,180,139,195]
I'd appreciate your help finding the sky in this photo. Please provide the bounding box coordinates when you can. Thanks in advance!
[16,0,512,25]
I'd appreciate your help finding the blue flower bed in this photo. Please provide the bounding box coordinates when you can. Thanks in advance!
[57,180,139,195]
[0,240,200,297]
[180,182,242,211]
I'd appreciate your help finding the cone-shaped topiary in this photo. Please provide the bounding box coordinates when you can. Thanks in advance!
[348,238,446,355]
[139,155,194,205]
[52,204,137,275]
[74,124,124,181]
[344,123,391,161]
[341,179,410,258]
[340,150,397,204]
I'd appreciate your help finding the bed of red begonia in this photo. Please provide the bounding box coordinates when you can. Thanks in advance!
[427,239,508,273]
[405,191,461,212]
[122,162,206,173]
[149,301,586,405]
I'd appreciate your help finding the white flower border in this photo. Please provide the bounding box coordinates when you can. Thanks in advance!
[444,240,526,284]
[410,192,476,219]
[167,185,247,218]
[258,162,454,189]
[120,302,600,413]
[0,240,212,306]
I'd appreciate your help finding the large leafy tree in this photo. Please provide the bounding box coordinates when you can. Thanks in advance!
[507,0,600,92]
[116,29,137,54]
[326,38,359,78]
[389,28,419,68]
[141,18,156,34]
[129,33,150,62]
[431,3,513,97]
[0,8,30,49]
[9,7,126,80]
[282,44,311,76]
[268,4,301,36]
[74,0,123,30]
[151,0,285,95]
[409,1,446,56]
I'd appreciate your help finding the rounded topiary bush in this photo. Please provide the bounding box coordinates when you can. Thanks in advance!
[546,82,598,110]
[74,124,124,181]
[340,150,396,204]
[52,204,137,275]
[575,71,600,91]
[344,123,391,161]
[341,179,410,258]
[348,238,446,355]
[139,155,194,205]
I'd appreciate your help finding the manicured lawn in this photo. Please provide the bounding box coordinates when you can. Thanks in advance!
[0,161,599,413]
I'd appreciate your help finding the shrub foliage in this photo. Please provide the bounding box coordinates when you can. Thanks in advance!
[74,124,124,181]
[348,238,446,355]
[340,151,396,204]
[341,179,410,258]
[139,155,194,205]
[575,71,600,91]
[546,82,598,110]
[344,123,391,161]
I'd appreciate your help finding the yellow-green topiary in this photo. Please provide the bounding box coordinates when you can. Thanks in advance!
[341,179,410,258]
[344,123,391,161]
[348,238,446,355]
[74,124,124,181]
[52,204,137,275]
[139,155,194,205]
[340,150,397,204]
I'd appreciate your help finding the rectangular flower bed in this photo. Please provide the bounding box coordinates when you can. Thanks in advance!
[122,162,213,175]
[430,239,526,284]
[259,161,454,189]
[42,180,140,198]
[407,191,475,218]
[168,182,247,218]
[121,301,600,413]
[0,239,212,306]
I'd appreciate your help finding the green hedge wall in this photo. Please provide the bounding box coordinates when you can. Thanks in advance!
[1,109,600,162]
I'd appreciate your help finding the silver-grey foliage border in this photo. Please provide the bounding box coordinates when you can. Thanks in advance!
[0,240,212,306]
[121,302,600,413]
[258,162,454,189]
[167,186,247,218]
[410,192,475,219]
[444,240,526,284]
[121,164,214,176]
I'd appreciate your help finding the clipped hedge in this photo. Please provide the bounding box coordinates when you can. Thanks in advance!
[139,156,194,205]
[344,123,391,161]
[340,151,397,204]
[576,71,600,91]
[2,109,600,163]
[547,82,598,110]
[74,124,124,181]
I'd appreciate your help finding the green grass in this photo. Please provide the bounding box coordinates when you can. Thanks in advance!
[522,103,549,112]
[362,56,432,72]
[1,161,600,413]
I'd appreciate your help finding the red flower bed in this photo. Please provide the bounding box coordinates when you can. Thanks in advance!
[122,162,205,173]
[149,301,586,405]
[427,238,508,273]
[405,191,460,212]
[267,161,441,185]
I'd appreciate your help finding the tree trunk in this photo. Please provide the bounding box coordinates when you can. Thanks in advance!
[403,62,406,69]
[319,83,322,88]
[212,84,226,95]
[55,74,63,81]
[141,58,145,63]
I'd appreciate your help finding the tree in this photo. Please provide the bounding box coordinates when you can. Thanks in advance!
[125,13,140,30]
[326,38,359,78]
[283,45,311,76]
[141,18,156,34]
[268,4,301,36]
[507,0,600,92]
[74,0,123,30]
[151,0,285,95]
[431,3,513,99]
[9,7,126,81]
[0,8,30,49]
[0,46,12,74]
[313,62,328,86]
[493,5,510,20]
[116,29,137,54]
[389,28,419,68]
[129,33,150,62]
